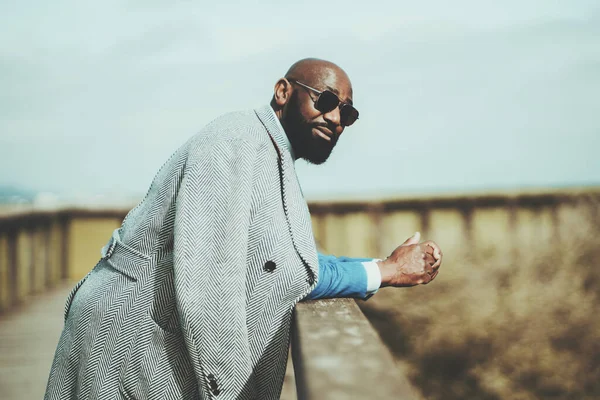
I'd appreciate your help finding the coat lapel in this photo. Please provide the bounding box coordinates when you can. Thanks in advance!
[254,106,319,285]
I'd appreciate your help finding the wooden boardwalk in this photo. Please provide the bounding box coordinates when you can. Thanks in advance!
[0,284,297,400]
[0,284,71,399]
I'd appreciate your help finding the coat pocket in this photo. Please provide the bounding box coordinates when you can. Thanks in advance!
[119,311,198,399]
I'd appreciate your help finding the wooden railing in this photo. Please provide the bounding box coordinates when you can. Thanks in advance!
[1,187,599,398]
[0,209,127,312]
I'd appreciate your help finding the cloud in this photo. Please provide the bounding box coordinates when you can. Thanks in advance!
[1,1,599,198]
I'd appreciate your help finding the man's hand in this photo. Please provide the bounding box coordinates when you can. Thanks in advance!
[377,232,443,287]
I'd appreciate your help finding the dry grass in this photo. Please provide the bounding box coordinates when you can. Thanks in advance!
[361,200,600,399]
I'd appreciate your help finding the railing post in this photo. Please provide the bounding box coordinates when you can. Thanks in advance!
[16,227,33,303]
[48,218,63,287]
[0,231,8,312]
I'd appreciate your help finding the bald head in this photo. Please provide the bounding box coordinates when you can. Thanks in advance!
[284,58,352,97]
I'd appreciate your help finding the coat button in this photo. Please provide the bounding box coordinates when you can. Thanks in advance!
[264,261,276,272]
[104,238,116,259]
[207,374,215,380]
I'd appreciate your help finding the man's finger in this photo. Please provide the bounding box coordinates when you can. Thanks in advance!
[431,253,443,270]
[422,269,437,284]
[424,253,436,266]
[425,241,442,260]
[402,231,421,246]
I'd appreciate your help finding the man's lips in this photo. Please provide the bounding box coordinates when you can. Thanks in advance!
[313,126,333,142]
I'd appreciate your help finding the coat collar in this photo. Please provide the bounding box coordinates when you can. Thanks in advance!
[254,105,296,162]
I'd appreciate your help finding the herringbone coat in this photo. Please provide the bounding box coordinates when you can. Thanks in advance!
[45,106,319,400]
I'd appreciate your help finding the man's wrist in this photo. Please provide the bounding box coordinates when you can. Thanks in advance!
[362,259,382,294]
[376,259,391,288]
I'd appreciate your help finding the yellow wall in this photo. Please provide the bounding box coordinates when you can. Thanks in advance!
[16,230,32,303]
[341,212,377,258]
[428,209,468,260]
[311,214,326,251]
[67,218,122,281]
[48,220,64,286]
[536,207,556,246]
[378,211,421,256]
[514,208,536,248]
[32,228,47,294]
[471,207,512,258]
[0,234,9,311]
[556,203,592,244]
[321,213,346,257]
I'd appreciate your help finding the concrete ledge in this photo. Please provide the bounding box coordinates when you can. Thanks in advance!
[292,298,420,400]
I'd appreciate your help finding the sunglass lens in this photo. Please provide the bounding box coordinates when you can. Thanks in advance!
[340,105,359,127]
[315,90,339,113]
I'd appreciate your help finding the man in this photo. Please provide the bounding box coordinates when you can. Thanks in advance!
[45,58,442,400]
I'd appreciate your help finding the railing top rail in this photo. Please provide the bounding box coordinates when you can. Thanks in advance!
[0,207,131,227]
[1,187,599,223]
[292,298,420,400]
[308,187,600,214]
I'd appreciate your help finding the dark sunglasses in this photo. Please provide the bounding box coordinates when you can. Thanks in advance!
[288,79,359,127]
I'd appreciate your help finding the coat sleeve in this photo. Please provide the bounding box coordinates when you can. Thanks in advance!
[304,253,371,300]
[173,137,260,399]
[318,253,374,263]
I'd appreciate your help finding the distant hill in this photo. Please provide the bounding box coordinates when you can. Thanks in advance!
[0,185,36,204]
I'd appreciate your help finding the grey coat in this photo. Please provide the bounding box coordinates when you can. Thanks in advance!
[45,105,319,400]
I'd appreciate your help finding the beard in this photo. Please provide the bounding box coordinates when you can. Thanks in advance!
[282,92,338,165]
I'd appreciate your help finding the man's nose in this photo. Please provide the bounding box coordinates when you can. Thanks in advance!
[323,106,341,126]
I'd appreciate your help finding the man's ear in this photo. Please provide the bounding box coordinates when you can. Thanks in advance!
[274,78,292,107]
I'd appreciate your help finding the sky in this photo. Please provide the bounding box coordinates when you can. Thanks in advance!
[1,1,599,202]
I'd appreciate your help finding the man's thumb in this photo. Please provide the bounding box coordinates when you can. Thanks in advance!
[402,231,421,246]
